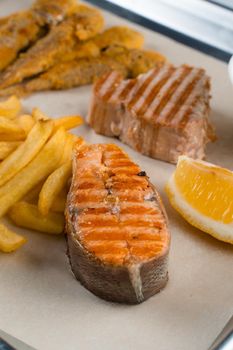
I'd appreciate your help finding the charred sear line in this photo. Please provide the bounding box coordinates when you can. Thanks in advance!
[137,171,147,176]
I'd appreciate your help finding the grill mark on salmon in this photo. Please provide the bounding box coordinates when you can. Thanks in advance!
[66,143,170,303]
[88,63,216,164]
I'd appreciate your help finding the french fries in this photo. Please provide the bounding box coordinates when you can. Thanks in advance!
[0,95,84,252]
[0,223,26,253]
[32,108,84,131]
[17,114,35,134]
[24,181,44,203]
[0,128,67,217]
[0,131,25,141]
[0,141,21,160]
[38,161,72,216]
[0,120,53,186]
[60,134,83,164]
[32,107,49,121]
[51,189,67,213]
[54,115,83,130]
[9,202,65,234]
[0,116,25,136]
[0,96,21,119]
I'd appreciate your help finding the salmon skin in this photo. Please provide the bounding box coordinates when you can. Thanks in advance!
[88,64,216,164]
[66,143,170,304]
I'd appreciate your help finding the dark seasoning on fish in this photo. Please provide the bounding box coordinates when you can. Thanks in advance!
[66,143,170,304]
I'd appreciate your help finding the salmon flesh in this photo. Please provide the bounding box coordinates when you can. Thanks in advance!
[66,143,170,304]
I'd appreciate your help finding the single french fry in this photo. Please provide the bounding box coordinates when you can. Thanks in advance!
[17,114,35,134]
[51,189,67,213]
[32,107,50,121]
[54,115,83,131]
[32,108,83,131]
[0,141,22,160]
[0,222,26,253]
[61,135,85,165]
[9,202,64,234]
[23,181,45,203]
[0,132,25,141]
[0,116,25,135]
[0,96,21,118]
[38,161,71,216]
[0,127,67,217]
[0,120,53,186]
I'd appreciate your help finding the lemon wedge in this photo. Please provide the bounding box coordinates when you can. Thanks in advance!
[166,156,233,244]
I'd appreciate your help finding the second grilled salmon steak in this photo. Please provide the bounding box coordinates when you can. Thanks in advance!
[66,143,170,304]
[88,63,216,164]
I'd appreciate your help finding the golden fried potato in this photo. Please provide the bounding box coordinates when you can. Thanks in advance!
[17,114,35,134]
[32,108,84,131]
[38,161,71,216]
[51,189,67,213]
[0,116,25,135]
[9,202,64,234]
[0,127,67,217]
[0,222,26,253]
[54,115,83,131]
[0,96,21,118]
[32,107,49,121]
[0,120,53,186]
[0,141,22,160]
[60,134,84,164]
[0,131,25,141]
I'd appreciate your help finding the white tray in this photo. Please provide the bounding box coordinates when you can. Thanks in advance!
[0,1,233,350]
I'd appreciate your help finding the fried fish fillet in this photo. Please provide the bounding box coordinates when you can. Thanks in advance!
[104,46,166,78]
[0,5,104,89]
[32,0,78,25]
[0,47,166,96]
[62,26,144,61]
[0,0,78,72]
[0,11,42,72]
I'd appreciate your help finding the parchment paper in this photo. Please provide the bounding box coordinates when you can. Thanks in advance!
[0,1,232,350]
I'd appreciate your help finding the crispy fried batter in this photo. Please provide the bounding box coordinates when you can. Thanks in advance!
[94,26,144,50]
[104,46,166,77]
[73,4,104,41]
[0,11,42,72]
[62,26,144,61]
[0,5,104,89]
[0,0,78,72]
[32,0,78,25]
[0,48,166,96]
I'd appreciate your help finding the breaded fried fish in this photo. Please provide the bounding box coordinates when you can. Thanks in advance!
[0,11,42,72]
[0,0,77,72]
[32,0,78,25]
[0,5,104,89]
[61,26,145,61]
[0,48,165,96]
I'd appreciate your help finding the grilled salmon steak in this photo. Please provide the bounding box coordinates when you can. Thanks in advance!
[66,143,170,304]
[88,63,216,164]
